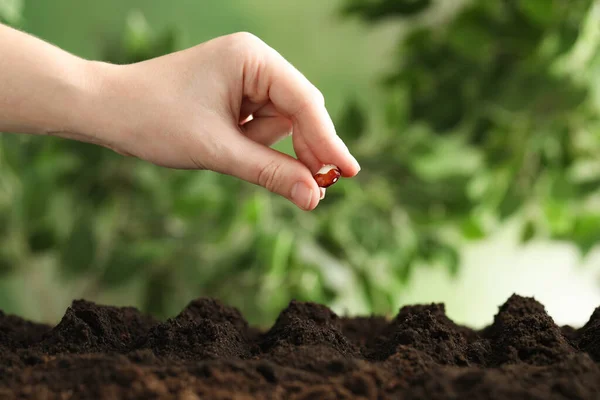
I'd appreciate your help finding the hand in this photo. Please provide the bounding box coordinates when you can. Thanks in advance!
[79,32,361,210]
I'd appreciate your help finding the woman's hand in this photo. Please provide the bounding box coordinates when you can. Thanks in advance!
[81,33,360,210]
[0,25,360,210]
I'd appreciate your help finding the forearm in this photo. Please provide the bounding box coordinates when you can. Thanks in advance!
[0,23,101,139]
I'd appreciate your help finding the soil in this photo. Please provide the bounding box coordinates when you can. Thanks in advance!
[1,294,600,399]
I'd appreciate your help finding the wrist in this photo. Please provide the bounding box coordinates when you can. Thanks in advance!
[50,59,124,150]
[67,60,166,157]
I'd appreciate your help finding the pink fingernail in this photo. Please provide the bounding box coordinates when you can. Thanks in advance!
[291,182,313,210]
[351,154,361,172]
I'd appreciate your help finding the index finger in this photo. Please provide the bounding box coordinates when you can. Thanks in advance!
[257,47,361,177]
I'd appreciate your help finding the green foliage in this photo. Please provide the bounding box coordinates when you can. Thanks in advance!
[0,2,599,324]
[342,0,600,259]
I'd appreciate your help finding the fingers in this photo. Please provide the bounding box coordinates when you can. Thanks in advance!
[239,36,361,177]
[240,105,327,203]
[221,134,321,210]
[292,101,361,178]
[240,115,328,203]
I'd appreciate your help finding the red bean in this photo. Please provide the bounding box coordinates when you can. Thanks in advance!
[313,165,341,188]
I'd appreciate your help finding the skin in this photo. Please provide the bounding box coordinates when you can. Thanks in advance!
[0,24,360,210]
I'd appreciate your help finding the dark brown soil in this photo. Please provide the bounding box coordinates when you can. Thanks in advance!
[1,294,600,399]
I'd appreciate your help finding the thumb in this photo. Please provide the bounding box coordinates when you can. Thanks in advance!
[218,133,321,211]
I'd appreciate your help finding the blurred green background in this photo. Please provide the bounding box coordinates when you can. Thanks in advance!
[1,0,599,328]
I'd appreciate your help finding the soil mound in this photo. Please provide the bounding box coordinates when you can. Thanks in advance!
[366,303,469,365]
[137,299,252,361]
[577,306,600,361]
[0,310,51,348]
[259,300,358,357]
[1,294,599,399]
[483,294,575,366]
[38,299,158,354]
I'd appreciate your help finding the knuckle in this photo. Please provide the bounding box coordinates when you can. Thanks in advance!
[312,87,325,106]
[294,87,325,117]
[229,31,263,48]
[257,159,283,193]
[221,32,267,68]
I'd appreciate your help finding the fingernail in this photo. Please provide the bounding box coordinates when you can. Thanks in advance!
[350,154,361,172]
[319,188,326,200]
[335,136,361,172]
[291,182,313,210]
[335,135,350,150]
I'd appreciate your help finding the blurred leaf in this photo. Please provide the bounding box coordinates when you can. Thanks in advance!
[315,226,348,260]
[460,215,486,240]
[103,10,179,64]
[143,268,177,318]
[437,245,460,276]
[571,214,600,256]
[384,86,409,129]
[498,188,522,220]
[0,134,24,171]
[544,200,574,236]
[578,178,600,197]
[410,136,482,181]
[0,0,23,25]
[520,220,537,243]
[342,0,432,21]
[123,10,152,51]
[0,246,16,276]
[356,269,377,311]
[448,13,494,63]
[99,242,152,288]
[27,225,57,253]
[19,171,52,228]
[59,220,97,278]
[242,193,266,225]
[517,0,558,26]
[269,229,294,278]
[548,171,577,200]
[397,252,415,283]
[337,98,367,141]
